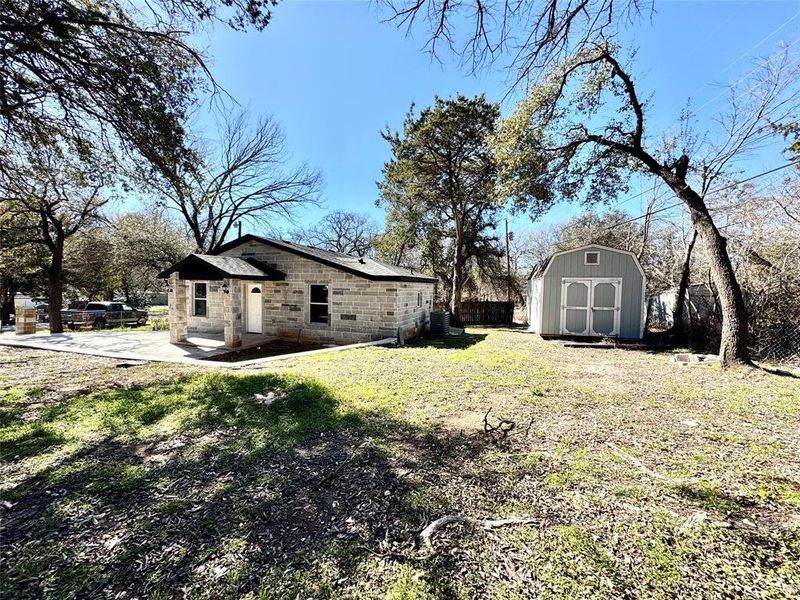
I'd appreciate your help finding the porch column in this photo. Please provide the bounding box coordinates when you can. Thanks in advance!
[168,273,188,344]
[223,278,242,349]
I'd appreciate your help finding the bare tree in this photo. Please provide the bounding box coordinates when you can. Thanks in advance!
[383,0,650,75]
[290,210,379,255]
[145,109,322,252]
[0,149,109,332]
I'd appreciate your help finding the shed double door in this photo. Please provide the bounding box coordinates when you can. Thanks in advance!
[560,278,622,337]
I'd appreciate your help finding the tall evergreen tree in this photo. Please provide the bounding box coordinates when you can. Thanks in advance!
[378,95,534,321]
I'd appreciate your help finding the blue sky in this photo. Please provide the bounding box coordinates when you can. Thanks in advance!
[196,0,800,236]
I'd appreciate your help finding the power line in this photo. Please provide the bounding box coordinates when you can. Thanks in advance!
[686,45,800,124]
[600,159,800,231]
[596,45,800,214]
[664,11,800,125]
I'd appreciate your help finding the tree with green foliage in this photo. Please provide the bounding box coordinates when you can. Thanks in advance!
[1,0,280,178]
[63,209,194,305]
[0,149,109,332]
[1,0,282,325]
[110,210,194,305]
[780,122,800,162]
[378,95,526,321]
[493,47,799,365]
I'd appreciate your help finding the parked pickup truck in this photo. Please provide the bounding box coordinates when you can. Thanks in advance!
[61,302,148,330]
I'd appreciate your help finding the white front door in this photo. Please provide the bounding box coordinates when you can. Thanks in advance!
[246,284,262,334]
[560,278,622,337]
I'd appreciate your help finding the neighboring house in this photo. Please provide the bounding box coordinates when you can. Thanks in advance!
[647,283,716,330]
[158,235,436,349]
[527,244,646,339]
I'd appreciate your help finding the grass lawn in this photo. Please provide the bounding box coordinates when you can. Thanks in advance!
[1,328,798,599]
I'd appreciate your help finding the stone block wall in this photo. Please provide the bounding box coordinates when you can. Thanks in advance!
[221,241,435,344]
[183,280,225,334]
[223,278,243,348]
[14,307,37,335]
[395,281,433,339]
[167,273,187,343]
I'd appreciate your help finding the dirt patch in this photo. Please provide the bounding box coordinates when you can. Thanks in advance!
[200,340,330,362]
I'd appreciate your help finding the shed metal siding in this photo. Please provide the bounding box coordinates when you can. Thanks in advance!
[539,246,644,339]
[527,278,543,332]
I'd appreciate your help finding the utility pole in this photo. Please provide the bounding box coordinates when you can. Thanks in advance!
[505,218,512,302]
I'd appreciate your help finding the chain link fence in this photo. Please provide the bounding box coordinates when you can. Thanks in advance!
[752,322,800,366]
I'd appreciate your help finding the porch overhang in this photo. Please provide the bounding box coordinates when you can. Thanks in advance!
[158,254,286,281]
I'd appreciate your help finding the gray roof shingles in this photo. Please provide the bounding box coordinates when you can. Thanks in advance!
[196,255,274,278]
[211,235,437,283]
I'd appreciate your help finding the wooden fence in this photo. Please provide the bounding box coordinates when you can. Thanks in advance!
[433,301,515,326]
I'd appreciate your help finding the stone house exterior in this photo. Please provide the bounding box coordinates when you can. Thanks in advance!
[159,235,436,349]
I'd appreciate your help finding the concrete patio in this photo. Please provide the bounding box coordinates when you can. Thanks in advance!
[0,330,235,363]
[0,329,396,366]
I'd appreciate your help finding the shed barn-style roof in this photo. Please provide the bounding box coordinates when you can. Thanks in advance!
[528,244,645,280]
[210,234,437,283]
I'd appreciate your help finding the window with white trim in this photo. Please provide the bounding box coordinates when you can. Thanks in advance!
[193,282,207,316]
[584,251,600,266]
[309,284,329,324]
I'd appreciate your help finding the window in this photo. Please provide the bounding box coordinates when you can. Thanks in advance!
[309,284,329,324]
[417,292,422,307]
[193,282,207,316]
[86,303,104,311]
[584,251,600,266]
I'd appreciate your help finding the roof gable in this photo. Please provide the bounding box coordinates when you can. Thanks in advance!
[157,254,286,281]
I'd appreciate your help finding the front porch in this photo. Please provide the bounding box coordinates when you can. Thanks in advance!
[176,331,274,353]
[160,254,287,350]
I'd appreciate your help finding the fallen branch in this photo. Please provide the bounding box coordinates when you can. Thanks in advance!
[482,516,541,529]
[418,514,541,553]
[606,441,670,482]
[483,408,516,443]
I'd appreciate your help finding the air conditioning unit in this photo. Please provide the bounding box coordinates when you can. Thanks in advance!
[429,311,450,337]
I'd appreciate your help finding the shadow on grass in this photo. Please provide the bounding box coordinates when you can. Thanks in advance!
[673,480,758,514]
[0,370,486,599]
[0,423,65,460]
[395,332,489,351]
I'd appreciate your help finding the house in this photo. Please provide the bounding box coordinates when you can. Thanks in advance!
[158,235,436,349]
[527,244,646,339]
[647,283,716,330]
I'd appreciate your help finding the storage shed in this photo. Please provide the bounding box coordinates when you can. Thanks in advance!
[527,244,646,339]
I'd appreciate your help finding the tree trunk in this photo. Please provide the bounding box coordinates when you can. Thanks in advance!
[0,276,20,326]
[674,188,750,366]
[46,241,64,333]
[670,229,697,341]
[451,248,463,325]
